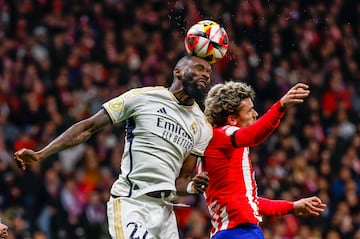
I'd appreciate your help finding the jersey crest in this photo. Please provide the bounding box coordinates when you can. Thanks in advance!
[190,121,198,134]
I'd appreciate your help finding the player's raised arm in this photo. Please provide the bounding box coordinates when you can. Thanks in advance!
[14,109,111,170]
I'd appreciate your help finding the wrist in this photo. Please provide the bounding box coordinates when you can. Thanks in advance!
[293,201,302,215]
[277,100,287,112]
[186,181,196,194]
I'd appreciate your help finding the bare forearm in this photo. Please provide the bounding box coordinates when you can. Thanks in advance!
[176,172,209,196]
[176,155,209,195]
[37,122,93,160]
[176,177,191,196]
[176,176,192,196]
[14,110,111,171]
[37,110,110,160]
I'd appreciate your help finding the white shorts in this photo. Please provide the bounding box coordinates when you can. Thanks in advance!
[107,195,179,239]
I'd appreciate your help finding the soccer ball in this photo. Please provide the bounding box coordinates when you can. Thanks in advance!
[185,20,229,64]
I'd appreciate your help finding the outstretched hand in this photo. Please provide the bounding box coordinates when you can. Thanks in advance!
[294,196,327,216]
[280,83,310,108]
[13,149,40,171]
[191,172,209,194]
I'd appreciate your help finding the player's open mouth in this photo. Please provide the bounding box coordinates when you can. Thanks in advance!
[199,79,207,88]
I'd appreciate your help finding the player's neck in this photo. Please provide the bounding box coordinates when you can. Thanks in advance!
[168,87,195,106]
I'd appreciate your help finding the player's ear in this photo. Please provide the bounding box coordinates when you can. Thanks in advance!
[227,115,238,126]
[174,68,182,80]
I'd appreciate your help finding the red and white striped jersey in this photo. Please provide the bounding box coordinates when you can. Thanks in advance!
[201,101,294,237]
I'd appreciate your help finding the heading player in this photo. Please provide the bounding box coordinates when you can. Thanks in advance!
[14,55,213,239]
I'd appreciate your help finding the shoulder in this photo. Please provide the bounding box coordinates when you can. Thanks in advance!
[126,86,167,96]
[213,125,240,136]
[210,126,240,144]
[109,86,167,103]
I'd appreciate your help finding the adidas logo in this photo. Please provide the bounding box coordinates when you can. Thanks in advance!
[157,107,167,114]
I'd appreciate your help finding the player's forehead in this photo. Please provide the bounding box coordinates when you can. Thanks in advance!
[239,98,254,111]
[189,56,212,70]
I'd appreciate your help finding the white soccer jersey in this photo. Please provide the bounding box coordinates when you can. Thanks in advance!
[102,86,212,198]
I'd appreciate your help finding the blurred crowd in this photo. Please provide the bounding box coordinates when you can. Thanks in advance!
[0,0,360,238]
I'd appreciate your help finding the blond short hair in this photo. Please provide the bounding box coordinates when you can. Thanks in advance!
[204,81,255,126]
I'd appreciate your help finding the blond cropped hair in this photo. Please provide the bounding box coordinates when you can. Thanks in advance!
[204,81,255,126]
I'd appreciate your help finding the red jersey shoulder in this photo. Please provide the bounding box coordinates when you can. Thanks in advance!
[209,126,240,147]
[214,125,239,134]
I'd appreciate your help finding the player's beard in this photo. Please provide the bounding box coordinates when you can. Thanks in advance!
[183,78,208,110]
